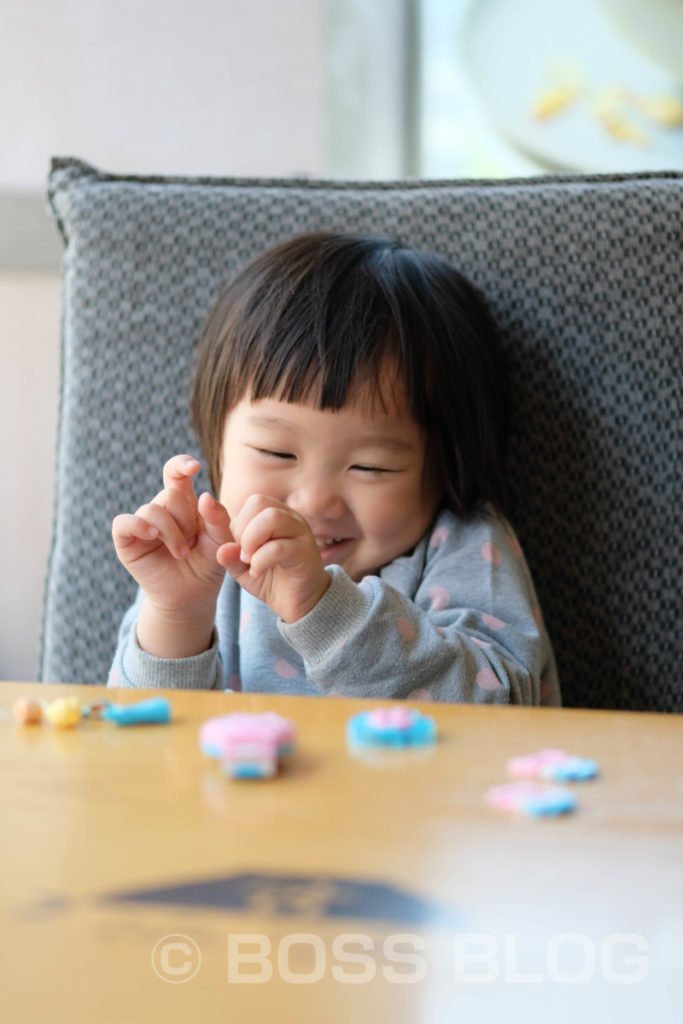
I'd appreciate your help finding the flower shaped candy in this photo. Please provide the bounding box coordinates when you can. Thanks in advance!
[346,706,436,748]
[506,748,599,783]
[199,711,296,779]
[486,781,578,817]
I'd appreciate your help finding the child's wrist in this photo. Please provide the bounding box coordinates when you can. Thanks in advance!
[137,597,217,658]
[280,572,332,624]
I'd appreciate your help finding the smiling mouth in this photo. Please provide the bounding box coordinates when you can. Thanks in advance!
[314,537,353,563]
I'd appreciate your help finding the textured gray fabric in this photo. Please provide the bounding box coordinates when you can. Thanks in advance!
[42,158,682,711]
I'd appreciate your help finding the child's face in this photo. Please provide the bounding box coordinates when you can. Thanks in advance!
[218,382,442,582]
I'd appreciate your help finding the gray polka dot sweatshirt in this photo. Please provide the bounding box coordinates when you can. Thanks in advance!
[109,507,561,705]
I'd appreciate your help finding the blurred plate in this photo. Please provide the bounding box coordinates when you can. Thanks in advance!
[461,0,683,172]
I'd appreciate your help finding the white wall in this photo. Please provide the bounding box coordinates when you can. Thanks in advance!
[0,0,327,187]
[0,274,60,680]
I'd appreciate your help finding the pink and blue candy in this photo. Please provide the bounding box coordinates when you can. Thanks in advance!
[486,781,578,816]
[506,748,599,782]
[346,706,436,748]
[199,711,296,779]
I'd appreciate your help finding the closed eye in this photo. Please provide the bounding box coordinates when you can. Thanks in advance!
[352,465,391,476]
[256,448,295,461]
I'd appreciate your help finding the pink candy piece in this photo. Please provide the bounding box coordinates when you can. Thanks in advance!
[507,748,571,779]
[506,748,598,782]
[199,711,296,759]
[366,707,415,731]
[486,780,577,816]
[221,739,278,778]
[487,781,548,810]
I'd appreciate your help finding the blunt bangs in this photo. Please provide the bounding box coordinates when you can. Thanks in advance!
[230,237,419,414]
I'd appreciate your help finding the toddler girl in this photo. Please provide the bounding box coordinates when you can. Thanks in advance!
[110,232,560,704]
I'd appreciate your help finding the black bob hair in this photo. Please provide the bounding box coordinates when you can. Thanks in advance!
[192,232,509,516]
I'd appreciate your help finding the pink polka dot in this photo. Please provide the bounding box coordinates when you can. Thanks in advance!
[471,636,491,648]
[481,612,505,631]
[506,533,523,559]
[532,607,543,629]
[429,585,451,611]
[227,674,242,691]
[328,689,343,698]
[481,541,502,565]
[397,617,416,642]
[240,609,251,633]
[274,659,299,679]
[436,626,447,637]
[476,667,502,691]
[408,688,434,702]
[430,525,450,548]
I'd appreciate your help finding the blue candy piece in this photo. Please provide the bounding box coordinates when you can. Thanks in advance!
[346,707,436,748]
[487,781,578,817]
[101,697,171,725]
[225,760,276,780]
[549,758,599,782]
[523,788,578,816]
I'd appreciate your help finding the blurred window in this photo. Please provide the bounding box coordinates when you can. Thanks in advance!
[418,0,683,177]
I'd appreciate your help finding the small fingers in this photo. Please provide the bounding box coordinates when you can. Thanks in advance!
[238,507,307,563]
[112,513,159,550]
[162,454,201,495]
[231,497,307,558]
[132,502,195,559]
[197,491,234,547]
[246,536,307,577]
[216,540,249,577]
[229,494,287,545]
[154,457,201,543]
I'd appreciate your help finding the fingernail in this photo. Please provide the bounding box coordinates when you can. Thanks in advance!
[239,548,249,563]
[184,457,199,469]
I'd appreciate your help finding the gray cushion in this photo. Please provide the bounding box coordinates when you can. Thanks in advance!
[42,157,682,711]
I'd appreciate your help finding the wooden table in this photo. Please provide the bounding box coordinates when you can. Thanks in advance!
[1,682,681,1023]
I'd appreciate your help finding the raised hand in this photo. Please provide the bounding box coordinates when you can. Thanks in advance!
[216,493,330,623]
[112,455,233,656]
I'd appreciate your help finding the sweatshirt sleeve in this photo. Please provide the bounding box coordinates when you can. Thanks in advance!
[278,510,560,706]
[107,588,223,690]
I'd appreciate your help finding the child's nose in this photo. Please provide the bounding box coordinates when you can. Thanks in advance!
[288,477,345,521]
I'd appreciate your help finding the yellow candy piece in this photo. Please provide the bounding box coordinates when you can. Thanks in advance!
[12,697,43,725]
[44,697,82,729]
[593,88,649,146]
[533,83,580,120]
[636,94,683,129]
